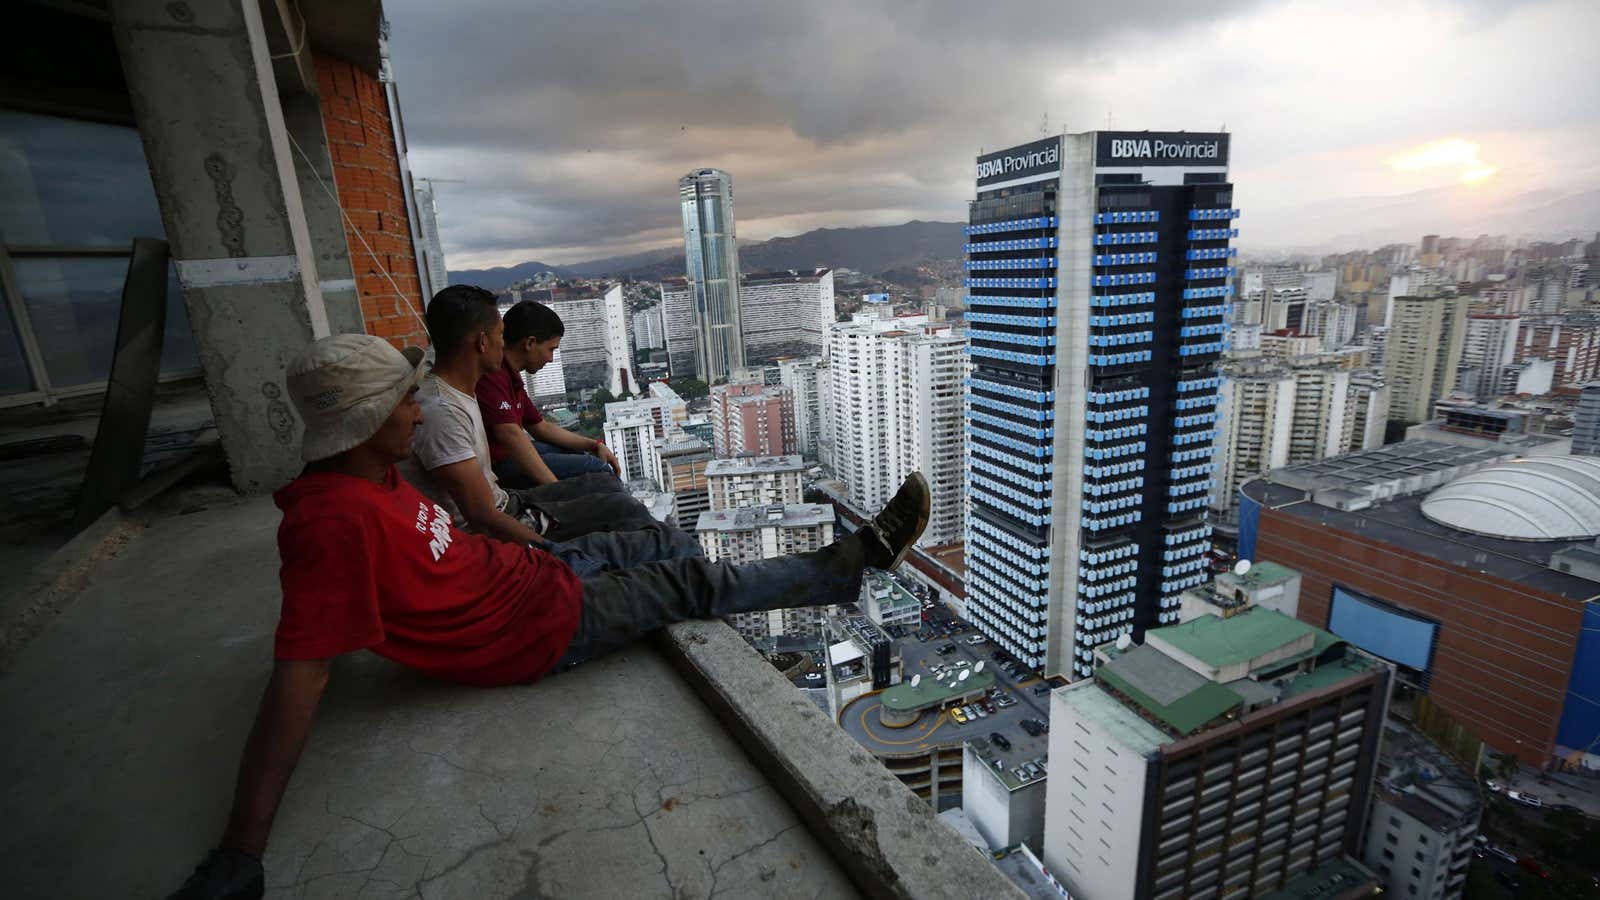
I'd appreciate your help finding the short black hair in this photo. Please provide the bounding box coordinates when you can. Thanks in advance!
[425,285,500,360]
[503,300,564,344]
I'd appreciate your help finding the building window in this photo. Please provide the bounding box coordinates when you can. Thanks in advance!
[1386,833,1399,845]
[1382,849,1395,861]
[1415,851,1425,861]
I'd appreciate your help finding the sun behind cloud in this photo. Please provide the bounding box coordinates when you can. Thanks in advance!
[1387,138,1499,184]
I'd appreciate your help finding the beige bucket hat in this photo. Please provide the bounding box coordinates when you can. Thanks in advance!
[286,334,427,461]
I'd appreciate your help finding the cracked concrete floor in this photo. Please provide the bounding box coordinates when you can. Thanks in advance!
[0,492,860,899]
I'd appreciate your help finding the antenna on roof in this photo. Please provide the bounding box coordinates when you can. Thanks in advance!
[911,674,922,688]
[1234,559,1253,577]
[1039,112,1049,137]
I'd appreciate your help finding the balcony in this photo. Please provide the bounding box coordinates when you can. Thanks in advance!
[0,486,1019,898]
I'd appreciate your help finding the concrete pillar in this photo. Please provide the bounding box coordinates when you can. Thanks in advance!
[111,0,332,491]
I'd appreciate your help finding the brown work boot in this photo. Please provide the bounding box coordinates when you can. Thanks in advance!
[862,473,931,570]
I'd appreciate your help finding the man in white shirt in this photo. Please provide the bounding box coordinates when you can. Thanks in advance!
[397,286,648,545]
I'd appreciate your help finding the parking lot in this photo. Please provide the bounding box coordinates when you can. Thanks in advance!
[836,582,1056,780]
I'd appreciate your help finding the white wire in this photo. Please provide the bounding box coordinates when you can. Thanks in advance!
[268,2,309,61]
[284,130,428,332]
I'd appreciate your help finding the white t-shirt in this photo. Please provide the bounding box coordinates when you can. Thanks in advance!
[399,372,508,526]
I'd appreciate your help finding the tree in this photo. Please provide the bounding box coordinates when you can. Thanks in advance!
[671,378,709,400]
[590,387,616,409]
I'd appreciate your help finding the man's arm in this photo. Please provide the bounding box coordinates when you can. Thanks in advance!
[430,459,546,544]
[491,422,559,487]
[220,658,334,857]
[529,420,621,475]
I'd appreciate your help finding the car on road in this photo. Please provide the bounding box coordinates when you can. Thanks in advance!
[1508,790,1544,808]
[950,708,968,724]
[805,672,822,681]
[937,643,957,655]
[989,732,1012,751]
[966,634,985,645]
[995,695,1016,708]
[1032,683,1052,695]
[1020,720,1042,737]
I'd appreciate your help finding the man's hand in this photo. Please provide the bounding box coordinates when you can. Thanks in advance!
[166,848,263,900]
[593,440,622,477]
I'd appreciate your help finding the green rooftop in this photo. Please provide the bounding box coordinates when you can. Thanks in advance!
[879,666,994,711]
[1098,664,1242,736]
[1149,606,1328,671]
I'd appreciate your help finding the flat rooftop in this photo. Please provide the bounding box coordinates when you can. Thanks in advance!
[705,455,806,476]
[1151,606,1322,671]
[1374,719,1481,830]
[1244,463,1600,603]
[1058,681,1169,756]
[880,664,995,712]
[695,503,834,531]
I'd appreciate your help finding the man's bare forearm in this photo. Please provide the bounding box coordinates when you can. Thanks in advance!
[219,659,332,857]
[493,423,558,486]
[529,420,597,452]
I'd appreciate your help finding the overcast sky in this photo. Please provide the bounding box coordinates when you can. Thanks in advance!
[386,0,1600,269]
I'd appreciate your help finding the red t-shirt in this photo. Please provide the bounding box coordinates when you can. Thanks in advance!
[272,466,582,686]
[476,359,543,463]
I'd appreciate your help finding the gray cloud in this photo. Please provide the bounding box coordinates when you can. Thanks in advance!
[382,0,1595,266]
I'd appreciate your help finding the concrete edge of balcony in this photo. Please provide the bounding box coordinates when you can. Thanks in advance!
[658,618,1026,900]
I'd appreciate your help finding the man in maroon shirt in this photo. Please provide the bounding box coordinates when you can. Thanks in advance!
[478,300,619,487]
[168,334,930,899]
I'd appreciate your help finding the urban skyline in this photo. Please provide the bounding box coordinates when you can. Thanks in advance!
[386,0,1600,269]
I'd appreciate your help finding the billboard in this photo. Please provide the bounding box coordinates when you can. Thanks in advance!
[976,137,1062,187]
[1095,131,1230,167]
[1327,586,1438,674]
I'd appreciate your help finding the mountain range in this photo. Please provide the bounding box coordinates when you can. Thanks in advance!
[448,220,964,289]
[448,182,1599,288]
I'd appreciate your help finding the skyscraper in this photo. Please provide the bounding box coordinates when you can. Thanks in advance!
[964,131,1235,678]
[679,168,744,381]
[1383,293,1468,425]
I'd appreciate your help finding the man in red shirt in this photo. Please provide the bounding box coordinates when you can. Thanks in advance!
[168,334,930,899]
[478,299,620,487]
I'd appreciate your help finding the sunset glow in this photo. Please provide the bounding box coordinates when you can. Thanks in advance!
[1388,138,1499,184]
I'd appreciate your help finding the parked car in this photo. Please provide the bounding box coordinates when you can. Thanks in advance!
[973,705,988,719]
[1508,790,1544,808]
[966,634,985,645]
[805,672,822,681]
[1518,857,1551,880]
[937,643,957,655]
[950,708,968,724]
[1032,683,1052,695]
[1020,720,1042,737]
[989,732,1012,751]
[995,696,1017,708]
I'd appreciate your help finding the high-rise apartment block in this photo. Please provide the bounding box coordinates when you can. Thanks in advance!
[710,382,797,457]
[963,131,1234,677]
[696,504,836,642]
[1383,294,1468,425]
[1346,373,1391,452]
[655,434,714,526]
[1456,314,1520,401]
[632,303,665,350]
[705,455,805,511]
[827,308,965,546]
[659,278,697,379]
[1041,607,1390,900]
[601,408,659,486]
[546,283,634,395]
[679,168,744,381]
[777,356,826,459]
[1574,383,1600,457]
[1513,314,1600,387]
[741,268,835,366]
[606,391,686,441]
[1363,720,1481,900]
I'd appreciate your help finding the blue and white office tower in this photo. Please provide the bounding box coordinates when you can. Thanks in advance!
[963,131,1237,679]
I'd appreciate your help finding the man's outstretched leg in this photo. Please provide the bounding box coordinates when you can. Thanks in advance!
[555,473,929,669]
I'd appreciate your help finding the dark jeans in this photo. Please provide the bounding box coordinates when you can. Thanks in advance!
[554,531,869,670]
[494,441,613,487]
[502,473,651,541]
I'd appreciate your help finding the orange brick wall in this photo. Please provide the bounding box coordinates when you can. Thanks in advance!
[313,53,429,349]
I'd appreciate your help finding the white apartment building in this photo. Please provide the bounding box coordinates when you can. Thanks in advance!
[632,302,665,350]
[1213,365,1294,514]
[1288,361,1351,464]
[1456,314,1520,401]
[705,455,805,511]
[827,308,965,546]
[602,409,659,486]
[547,283,634,395]
[605,392,685,441]
[777,356,826,458]
[741,268,836,366]
[1347,373,1391,452]
[696,504,836,641]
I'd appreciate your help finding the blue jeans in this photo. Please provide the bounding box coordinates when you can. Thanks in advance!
[493,442,613,487]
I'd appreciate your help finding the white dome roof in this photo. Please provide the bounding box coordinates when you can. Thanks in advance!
[1420,456,1600,541]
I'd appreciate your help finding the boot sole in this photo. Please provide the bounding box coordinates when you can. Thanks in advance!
[881,473,931,571]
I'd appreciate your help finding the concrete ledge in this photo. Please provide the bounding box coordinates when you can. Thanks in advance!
[0,506,139,673]
[659,619,1025,900]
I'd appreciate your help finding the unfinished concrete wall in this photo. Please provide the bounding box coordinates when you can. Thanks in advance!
[313,54,429,349]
